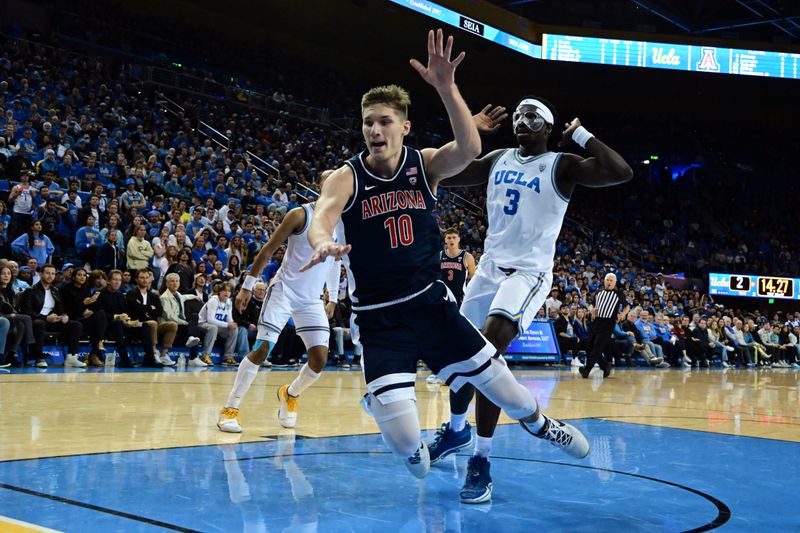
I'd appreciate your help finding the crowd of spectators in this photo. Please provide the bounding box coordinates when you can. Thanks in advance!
[0,33,799,371]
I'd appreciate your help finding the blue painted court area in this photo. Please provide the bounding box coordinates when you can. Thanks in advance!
[0,420,797,532]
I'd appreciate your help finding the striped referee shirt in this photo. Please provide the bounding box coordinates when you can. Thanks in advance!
[592,288,628,319]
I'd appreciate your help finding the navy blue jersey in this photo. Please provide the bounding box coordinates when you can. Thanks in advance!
[341,147,441,307]
[440,249,467,304]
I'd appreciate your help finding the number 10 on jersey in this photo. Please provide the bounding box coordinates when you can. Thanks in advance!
[384,214,414,248]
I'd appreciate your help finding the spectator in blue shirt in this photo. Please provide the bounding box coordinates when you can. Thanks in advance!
[11,220,54,265]
[76,214,102,268]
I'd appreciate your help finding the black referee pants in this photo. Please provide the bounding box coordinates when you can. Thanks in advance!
[586,318,615,371]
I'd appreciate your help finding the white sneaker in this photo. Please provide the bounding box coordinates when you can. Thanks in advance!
[682,359,691,368]
[725,346,735,352]
[64,354,87,368]
[571,356,583,367]
[261,360,272,368]
[217,407,243,433]
[186,336,200,349]
[403,441,430,479]
[36,360,48,368]
[683,355,692,365]
[722,361,731,368]
[521,415,590,459]
[160,355,176,366]
[188,357,208,367]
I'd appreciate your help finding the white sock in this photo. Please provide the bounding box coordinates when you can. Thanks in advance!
[287,364,321,397]
[226,357,260,409]
[524,414,547,433]
[334,327,344,355]
[450,412,467,432]
[474,436,493,457]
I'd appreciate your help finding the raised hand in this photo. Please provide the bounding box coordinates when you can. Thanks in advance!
[474,104,508,134]
[410,29,466,93]
[235,289,251,312]
[558,117,582,148]
[301,242,352,272]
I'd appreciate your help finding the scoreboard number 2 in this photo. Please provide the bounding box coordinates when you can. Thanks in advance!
[729,275,750,291]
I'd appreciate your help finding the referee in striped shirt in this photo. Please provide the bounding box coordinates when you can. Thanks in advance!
[580,272,630,378]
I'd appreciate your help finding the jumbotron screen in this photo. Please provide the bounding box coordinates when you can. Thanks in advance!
[709,273,799,300]
[542,33,800,79]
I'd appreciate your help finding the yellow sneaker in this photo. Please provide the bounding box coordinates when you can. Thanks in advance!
[277,384,298,428]
[201,354,214,366]
[217,407,242,433]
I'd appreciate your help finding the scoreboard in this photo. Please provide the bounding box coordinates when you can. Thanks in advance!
[542,34,800,79]
[709,273,799,300]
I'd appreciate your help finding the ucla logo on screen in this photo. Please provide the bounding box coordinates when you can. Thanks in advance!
[651,47,681,66]
[710,275,729,288]
[696,47,720,72]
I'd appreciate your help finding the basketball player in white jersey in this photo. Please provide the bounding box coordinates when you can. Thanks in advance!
[217,171,341,433]
[429,96,633,503]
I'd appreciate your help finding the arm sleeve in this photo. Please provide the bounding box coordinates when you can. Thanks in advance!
[11,235,28,255]
[76,228,87,248]
[326,259,341,303]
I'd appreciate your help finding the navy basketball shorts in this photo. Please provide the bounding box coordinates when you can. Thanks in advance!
[353,281,500,405]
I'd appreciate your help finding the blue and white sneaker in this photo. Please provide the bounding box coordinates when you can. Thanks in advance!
[460,455,492,504]
[520,415,590,459]
[429,422,474,465]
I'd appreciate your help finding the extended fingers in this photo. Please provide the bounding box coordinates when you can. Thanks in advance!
[451,50,466,68]
[427,29,436,56]
[436,28,444,56]
[444,34,453,59]
[409,58,425,74]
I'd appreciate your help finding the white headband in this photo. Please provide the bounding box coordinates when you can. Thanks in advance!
[517,99,554,125]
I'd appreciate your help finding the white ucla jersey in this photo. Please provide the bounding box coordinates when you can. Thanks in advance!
[482,149,569,272]
[274,203,342,302]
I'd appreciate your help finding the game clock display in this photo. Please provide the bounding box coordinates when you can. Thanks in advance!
[709,273,798,300]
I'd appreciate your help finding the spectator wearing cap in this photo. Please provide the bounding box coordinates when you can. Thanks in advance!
[36,148,57,175]
[8,170,37,240]
[544,288,562,317]
[121,178,146,213]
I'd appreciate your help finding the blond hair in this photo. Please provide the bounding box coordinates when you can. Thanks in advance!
[361,85,411,118]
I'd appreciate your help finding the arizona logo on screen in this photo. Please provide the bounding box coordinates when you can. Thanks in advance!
[696,47,720,72]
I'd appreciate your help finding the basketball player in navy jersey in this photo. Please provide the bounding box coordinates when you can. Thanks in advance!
[427,227,475,383]
[440,227,476,304]
[426,96,633,502]
[302,29,589,489]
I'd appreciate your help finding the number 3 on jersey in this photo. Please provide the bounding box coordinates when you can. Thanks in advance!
[504,189,520,215]
[384,214,414,248]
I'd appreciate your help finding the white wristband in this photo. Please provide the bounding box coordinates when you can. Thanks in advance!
[571,126,595,149]
[242,275,257,291]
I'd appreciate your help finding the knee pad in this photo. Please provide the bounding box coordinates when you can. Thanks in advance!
[368,396,420,457]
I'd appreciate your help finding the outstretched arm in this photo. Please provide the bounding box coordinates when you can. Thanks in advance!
[301,166,354,272]
[556,118,633,197]
[235,207,304,310]
[438,149,504,188]
[411,29,481,187]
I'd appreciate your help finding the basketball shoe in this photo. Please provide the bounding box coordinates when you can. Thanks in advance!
[404,441,430,479]
[217,407,242,433]
[460,455,492,504]
[428,422,474,465]
[277,384,298,428]
[520,415,590,458]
